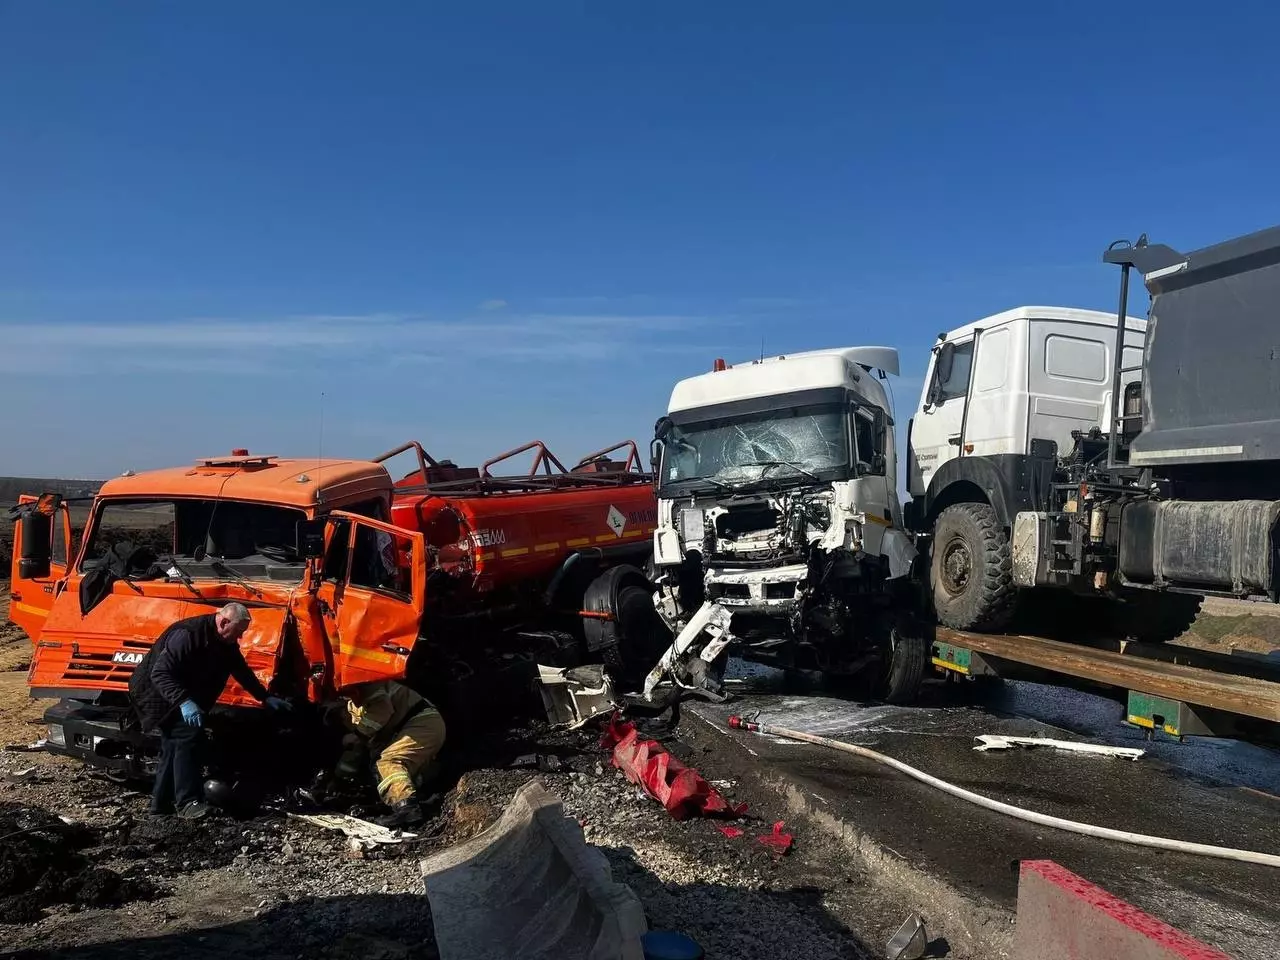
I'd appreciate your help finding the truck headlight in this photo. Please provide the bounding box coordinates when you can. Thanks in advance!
[46,724,66,747]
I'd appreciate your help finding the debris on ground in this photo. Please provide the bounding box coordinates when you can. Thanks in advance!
[972,734,1145,759]
[756,821,793,856]
[886,912,929,960]
[0,803,161,923]
[537,663,621,729]
[600,713,747,820]
[287,812,418,846]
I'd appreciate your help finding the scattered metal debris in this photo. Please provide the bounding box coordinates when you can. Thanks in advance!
[3,739,47,753]
[886,912,928,960]
[973,734,1145,760]
[287,811,418,847]
[537,663,621,729]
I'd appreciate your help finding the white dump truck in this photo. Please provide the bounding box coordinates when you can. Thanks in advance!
[903,226,1280,641]
[642,347,927,703]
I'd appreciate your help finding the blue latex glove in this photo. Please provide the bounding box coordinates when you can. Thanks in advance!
[264,696,293,712]
[179,700,203,727]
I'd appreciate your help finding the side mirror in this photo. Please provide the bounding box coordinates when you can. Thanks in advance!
[649,438,663,473]
[926,341,955,407]
[936,341,956,382]
[18,509,53,579]
[297,518,328,558]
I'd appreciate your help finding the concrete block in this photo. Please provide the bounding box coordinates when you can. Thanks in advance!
[420,777,647,960]
[1014,859,1232,960]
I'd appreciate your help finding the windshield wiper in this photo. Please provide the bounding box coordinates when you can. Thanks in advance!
[665,475,732,493]
[209,559,265,599]
[733,460,821,483]
[162,558,206,599]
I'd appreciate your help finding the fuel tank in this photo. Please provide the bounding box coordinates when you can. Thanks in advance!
[384,440,658,593]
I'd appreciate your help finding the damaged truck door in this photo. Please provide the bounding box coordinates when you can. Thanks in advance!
[7,493,73,640]
[311,511,427,689]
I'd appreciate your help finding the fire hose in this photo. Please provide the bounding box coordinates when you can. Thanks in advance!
[727,716,1280,869]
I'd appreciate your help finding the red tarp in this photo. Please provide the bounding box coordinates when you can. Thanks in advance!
[601,713,747,821]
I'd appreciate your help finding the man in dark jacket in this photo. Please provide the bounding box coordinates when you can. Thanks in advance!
[129,602,292,818]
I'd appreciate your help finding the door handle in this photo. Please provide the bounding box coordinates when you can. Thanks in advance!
[947,435,962,447]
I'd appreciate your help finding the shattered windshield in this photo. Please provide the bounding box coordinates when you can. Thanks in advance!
[661,404,849,490]
[81,498,309,582]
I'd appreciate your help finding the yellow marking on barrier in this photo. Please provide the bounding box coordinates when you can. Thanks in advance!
[595,534,619,543]
[534,542,560,552]
[566,537,591,547]
[1126,714,1179,736]
[500,547,530,558]
[621,528,645,539]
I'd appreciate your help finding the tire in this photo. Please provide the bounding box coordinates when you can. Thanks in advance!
[930,503,1016,631]
[1111,591,1203,644]
[880,624,928,705]
[602,584,671,691]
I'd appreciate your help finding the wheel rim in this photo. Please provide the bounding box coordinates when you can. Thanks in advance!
[939,535,973,597]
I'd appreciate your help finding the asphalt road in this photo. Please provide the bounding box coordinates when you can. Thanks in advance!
[685,665,1280,959]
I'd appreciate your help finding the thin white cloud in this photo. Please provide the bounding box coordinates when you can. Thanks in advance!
[0,310,733,377]
[478,299,508,311]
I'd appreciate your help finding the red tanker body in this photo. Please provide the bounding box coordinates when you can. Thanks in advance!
[375,439,670,690]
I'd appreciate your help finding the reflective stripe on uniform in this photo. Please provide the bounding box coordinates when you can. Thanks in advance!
[377,770,413,798]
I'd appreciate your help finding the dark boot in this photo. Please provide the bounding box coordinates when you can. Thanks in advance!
[375,798,424,829]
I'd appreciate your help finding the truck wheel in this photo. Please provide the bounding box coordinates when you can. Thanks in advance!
[603,584,671,691]
[1113,592,1203,644]
[879,624,928,705]
[930,503,1015,631]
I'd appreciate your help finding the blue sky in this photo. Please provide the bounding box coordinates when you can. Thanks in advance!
[2,2,1277,484]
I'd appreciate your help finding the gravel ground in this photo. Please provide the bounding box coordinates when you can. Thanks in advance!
[0,697,909,960]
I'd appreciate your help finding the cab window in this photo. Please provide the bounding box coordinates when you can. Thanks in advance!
[349,525,414,600]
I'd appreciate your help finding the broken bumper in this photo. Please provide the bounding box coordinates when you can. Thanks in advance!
[42,699,157,776]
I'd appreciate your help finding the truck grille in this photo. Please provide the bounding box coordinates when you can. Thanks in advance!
[60,639,150,686]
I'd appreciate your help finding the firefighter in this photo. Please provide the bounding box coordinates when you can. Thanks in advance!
[129,602,293,819]
[334,679,445,827]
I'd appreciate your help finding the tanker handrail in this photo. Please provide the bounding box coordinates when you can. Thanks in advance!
[480,440,571,479]
[374,440,442,470]
[572,440,642,474]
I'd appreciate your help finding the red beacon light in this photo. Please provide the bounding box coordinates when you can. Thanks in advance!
[231,448,249,457]
[713,358,727,372]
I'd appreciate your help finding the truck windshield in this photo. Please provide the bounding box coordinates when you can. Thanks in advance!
[660,404,849,491]
[80,498,309,582]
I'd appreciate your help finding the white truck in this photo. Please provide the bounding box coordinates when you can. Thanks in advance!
[641,347,926,703]
[900,305,1196,638]
[903,227,1280,641]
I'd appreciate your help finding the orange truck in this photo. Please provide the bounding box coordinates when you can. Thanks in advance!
[8,441,660,786]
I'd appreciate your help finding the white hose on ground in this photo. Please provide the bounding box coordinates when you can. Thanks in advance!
[726,716,1280,869]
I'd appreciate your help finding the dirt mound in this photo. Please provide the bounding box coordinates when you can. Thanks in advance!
[0,803,161,924]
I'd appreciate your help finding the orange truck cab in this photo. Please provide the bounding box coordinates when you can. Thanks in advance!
[8,451,426,785]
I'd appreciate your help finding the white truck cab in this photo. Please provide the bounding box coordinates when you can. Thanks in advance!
[905,306,1148,630]
[640,346,925,702]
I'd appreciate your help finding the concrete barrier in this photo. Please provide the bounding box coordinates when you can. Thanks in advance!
[1013,860,1232,960]
[420,777,648,960]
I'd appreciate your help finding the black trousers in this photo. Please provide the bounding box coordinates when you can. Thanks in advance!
[151,720,206,812]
